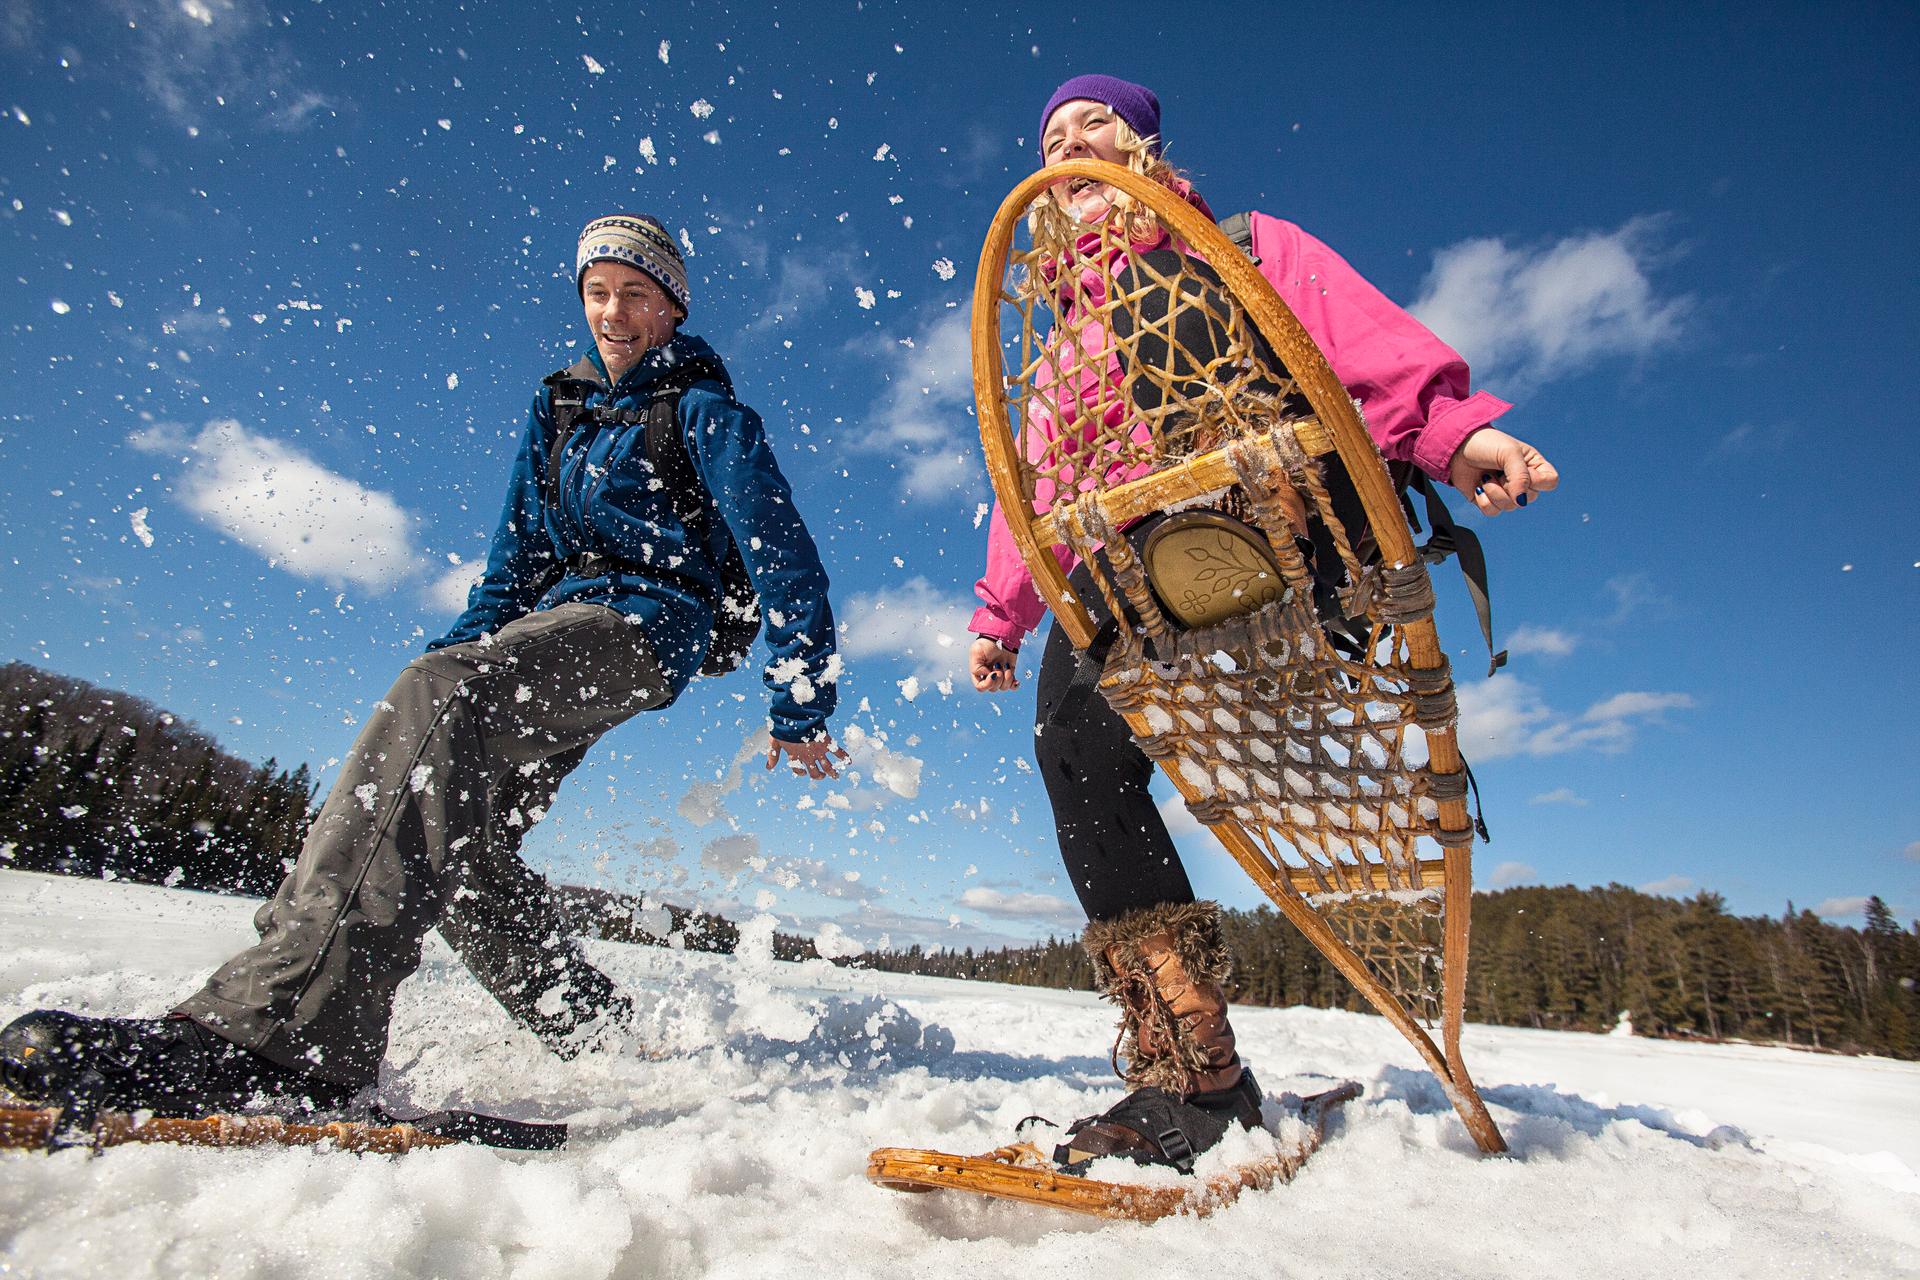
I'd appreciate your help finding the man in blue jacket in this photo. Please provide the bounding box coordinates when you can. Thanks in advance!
[1,215,843,1121]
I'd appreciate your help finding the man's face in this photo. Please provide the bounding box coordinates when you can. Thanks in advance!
[1042,99,1126,224]
[581,260,678,370]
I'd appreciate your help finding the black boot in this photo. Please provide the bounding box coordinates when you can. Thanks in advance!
[0,1010,355,1121]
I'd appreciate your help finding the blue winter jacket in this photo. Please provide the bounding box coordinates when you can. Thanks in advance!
[432,333,837,741]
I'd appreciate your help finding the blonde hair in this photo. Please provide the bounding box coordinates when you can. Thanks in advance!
[1027,117,1189,259]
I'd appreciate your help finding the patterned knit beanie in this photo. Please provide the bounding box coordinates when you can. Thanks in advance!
[1038,75,1162,156]
[575,214,690,315]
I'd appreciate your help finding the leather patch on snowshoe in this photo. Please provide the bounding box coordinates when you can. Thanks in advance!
[1140,510,1287,629]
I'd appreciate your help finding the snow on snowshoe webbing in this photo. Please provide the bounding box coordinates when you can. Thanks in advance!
[971,159,1505,1155]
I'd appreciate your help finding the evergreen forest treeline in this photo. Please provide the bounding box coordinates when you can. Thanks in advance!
[1,661,318,896]
[860,887,1920,1060]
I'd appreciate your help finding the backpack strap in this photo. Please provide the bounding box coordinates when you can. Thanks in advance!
[540,358,604,513]
[1403,468,1506,678]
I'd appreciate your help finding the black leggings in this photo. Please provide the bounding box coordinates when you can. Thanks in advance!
[1033,570,1195,924]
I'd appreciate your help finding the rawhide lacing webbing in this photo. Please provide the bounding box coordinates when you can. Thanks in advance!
[1315,892,1445,1020]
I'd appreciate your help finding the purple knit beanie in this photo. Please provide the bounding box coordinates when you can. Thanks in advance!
[1038,74,1161,156]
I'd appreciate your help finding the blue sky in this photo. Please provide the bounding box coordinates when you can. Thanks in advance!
[3,0,1915,951]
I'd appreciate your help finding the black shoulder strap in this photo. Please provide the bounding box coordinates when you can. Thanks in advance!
[1404,468,1506,677]
[540,358,603,511]
[1217,212,1258,264]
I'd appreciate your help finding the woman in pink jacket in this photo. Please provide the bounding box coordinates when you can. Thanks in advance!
[968,75,1558,1173]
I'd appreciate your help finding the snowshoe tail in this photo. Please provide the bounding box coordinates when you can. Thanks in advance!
[866,1081,1360,1222]
[0,1100,565,1154]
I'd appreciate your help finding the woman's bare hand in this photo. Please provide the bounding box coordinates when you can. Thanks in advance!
[970,637,1020,693]
[1449,427,1560,516]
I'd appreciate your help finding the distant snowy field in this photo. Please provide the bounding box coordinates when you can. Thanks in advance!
[2,870,1916,1279]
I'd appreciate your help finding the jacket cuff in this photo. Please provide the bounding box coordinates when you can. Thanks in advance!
[968,607,1026,651]
[770,705,830,743]
[1412,391,1512,480]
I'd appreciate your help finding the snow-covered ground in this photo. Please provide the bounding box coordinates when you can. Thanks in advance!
[2,869,1915,1279]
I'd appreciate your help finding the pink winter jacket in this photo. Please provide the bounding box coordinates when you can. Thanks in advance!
[968,203,1510,650]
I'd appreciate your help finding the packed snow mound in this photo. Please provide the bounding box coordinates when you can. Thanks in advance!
[2,870,1917,1279]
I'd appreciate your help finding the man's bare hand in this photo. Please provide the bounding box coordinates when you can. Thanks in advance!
[1449,427,1560,516]
[970,636,1020,693]
[765,733,849,781]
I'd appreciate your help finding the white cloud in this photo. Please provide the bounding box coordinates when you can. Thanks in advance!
[1505,625,1578,658]
[1903,841,1920,863]
[1156,790,1209,840]
[959,886,1079,923]
[852,310,981,496]
[731,233,863,337]
[1455,676,1693,761]
[1603,573,1668,625]
[1639,875,1694,898]
[788,903,1042,952]
[1411,217,1688,391]
[1488,861,1537,888]
[1580,691,1694,722]
[95,0,335,134]
[1815,896,1870,922]
[425,562,483,614]
[1528,787,1589,807]
[1710,421,1794,459]
[837,576,972,681]
[131,419,421,588]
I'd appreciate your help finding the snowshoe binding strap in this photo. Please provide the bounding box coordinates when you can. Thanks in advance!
[1053,1086,1241,1176]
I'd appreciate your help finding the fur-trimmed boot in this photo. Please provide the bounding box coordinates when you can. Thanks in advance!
[1056,901,1264,1172]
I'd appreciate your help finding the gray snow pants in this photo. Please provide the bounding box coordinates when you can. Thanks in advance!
[176,603,671,1086]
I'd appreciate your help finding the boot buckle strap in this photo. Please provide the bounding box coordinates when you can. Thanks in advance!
[1155,1126,1196,1174]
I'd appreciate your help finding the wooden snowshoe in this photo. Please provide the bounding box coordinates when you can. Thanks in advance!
[965,161,1507,1154]
[0,1093,565,1154]
[867,1081,1359,1221]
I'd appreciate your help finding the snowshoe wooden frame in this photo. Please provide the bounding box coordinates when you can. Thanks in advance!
[0,1091,566,1154]
[0,1101,460,1154]
[971,161,1505,1154]
[867,1082,1360,1221]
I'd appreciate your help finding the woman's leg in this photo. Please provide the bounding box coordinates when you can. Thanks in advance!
[1032,610,1195,923]
[1032,578,1256,1167]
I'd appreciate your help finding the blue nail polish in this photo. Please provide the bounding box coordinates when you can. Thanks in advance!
[1517,493,1529,507]
[1474,485,1485,496]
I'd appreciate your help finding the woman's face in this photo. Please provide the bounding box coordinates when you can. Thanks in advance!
[581,261,678,376]
[1041,99,1125,223]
